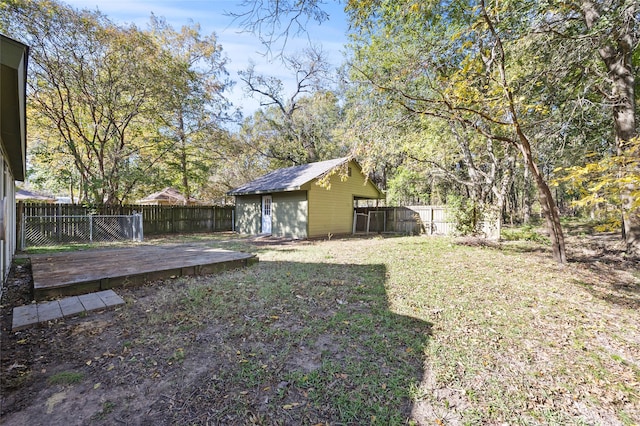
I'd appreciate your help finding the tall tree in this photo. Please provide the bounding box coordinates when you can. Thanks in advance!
[148,16,233,201]
[530,0,639,253]
[239,46,343,166]
[580,0,639,254]
[345,0,568,261]
[232,0,329,53]
[0,0,169,204]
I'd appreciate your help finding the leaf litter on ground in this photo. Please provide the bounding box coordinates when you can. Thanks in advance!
[0,232,638,425]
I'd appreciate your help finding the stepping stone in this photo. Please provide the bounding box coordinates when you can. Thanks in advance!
[59,296,85,318]
[95,290,125,308]
[11,290,125,331]
[37,300,63,322]
[78,293,107,312]
[12,304,39,331]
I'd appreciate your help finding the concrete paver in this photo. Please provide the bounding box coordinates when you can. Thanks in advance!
[59,296,85,317]
[37,300,63,322]
[11,290,125,331]
[96,290,125,307]
[78,293,107,311]
[12,304,39,331]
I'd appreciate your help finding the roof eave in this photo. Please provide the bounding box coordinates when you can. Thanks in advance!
[227,185,302,197]
[0,35,29,181]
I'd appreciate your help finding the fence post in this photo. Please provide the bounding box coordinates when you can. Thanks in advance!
[20,213,25,250]
[57,203,62,242]
[133,212,143,242]
[16,201,23,251]
[392,208,397,234]
[430,207,435,235]
[352,210,357,234]
[89,214,93,242]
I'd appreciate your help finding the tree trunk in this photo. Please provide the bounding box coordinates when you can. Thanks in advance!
[582,0,639,255]
[522,163,531,224]
[478,1,566,262]
[527,157,567,263]
[518,132,567,263]
[490,156,514,241]
[178,111,191,204]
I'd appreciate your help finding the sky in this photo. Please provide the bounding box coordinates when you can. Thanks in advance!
[61,0,350,119]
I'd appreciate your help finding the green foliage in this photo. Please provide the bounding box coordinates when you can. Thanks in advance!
[147,16,233,201]
[501,225,549,244]
[447,195,482,236]
[342,0,570,261]
[240,90,345,168]
[0,0,232,204]
[47,371,84,386]
[386,167,431,206]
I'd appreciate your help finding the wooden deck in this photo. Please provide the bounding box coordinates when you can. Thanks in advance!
[30,244,258,300]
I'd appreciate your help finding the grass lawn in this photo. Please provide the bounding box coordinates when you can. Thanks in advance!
[2,233,639,424]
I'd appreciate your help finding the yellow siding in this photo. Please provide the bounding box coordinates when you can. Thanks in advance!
[307,161,382,237]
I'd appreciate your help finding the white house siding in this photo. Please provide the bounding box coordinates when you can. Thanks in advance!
[0,153,17,282]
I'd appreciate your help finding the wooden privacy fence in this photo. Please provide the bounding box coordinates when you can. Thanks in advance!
[17,203,234,244]
[354,206,454,235]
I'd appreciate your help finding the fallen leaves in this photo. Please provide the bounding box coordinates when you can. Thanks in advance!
[282,402,302,410]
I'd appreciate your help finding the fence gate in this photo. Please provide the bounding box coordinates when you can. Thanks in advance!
[353,206,454,235]
[21,214,143,248]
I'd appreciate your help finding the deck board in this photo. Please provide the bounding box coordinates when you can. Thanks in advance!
[30,244,258,300]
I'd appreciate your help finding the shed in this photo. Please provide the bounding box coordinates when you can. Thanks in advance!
[227,157,384,238]
[137,187,197,206]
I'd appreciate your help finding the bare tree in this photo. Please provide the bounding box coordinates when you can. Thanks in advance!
[239,46,337,164]
[230,0,329,54]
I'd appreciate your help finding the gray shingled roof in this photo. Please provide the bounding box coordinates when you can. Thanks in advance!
[16,189,56,202]
[228,157,350,196]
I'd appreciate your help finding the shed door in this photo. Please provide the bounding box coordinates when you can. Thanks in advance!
[261,195,272,234]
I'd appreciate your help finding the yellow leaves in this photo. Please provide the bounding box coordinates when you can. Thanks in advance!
[282,402,302,409]
[553,138,640,212]
[450,30,463,42]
